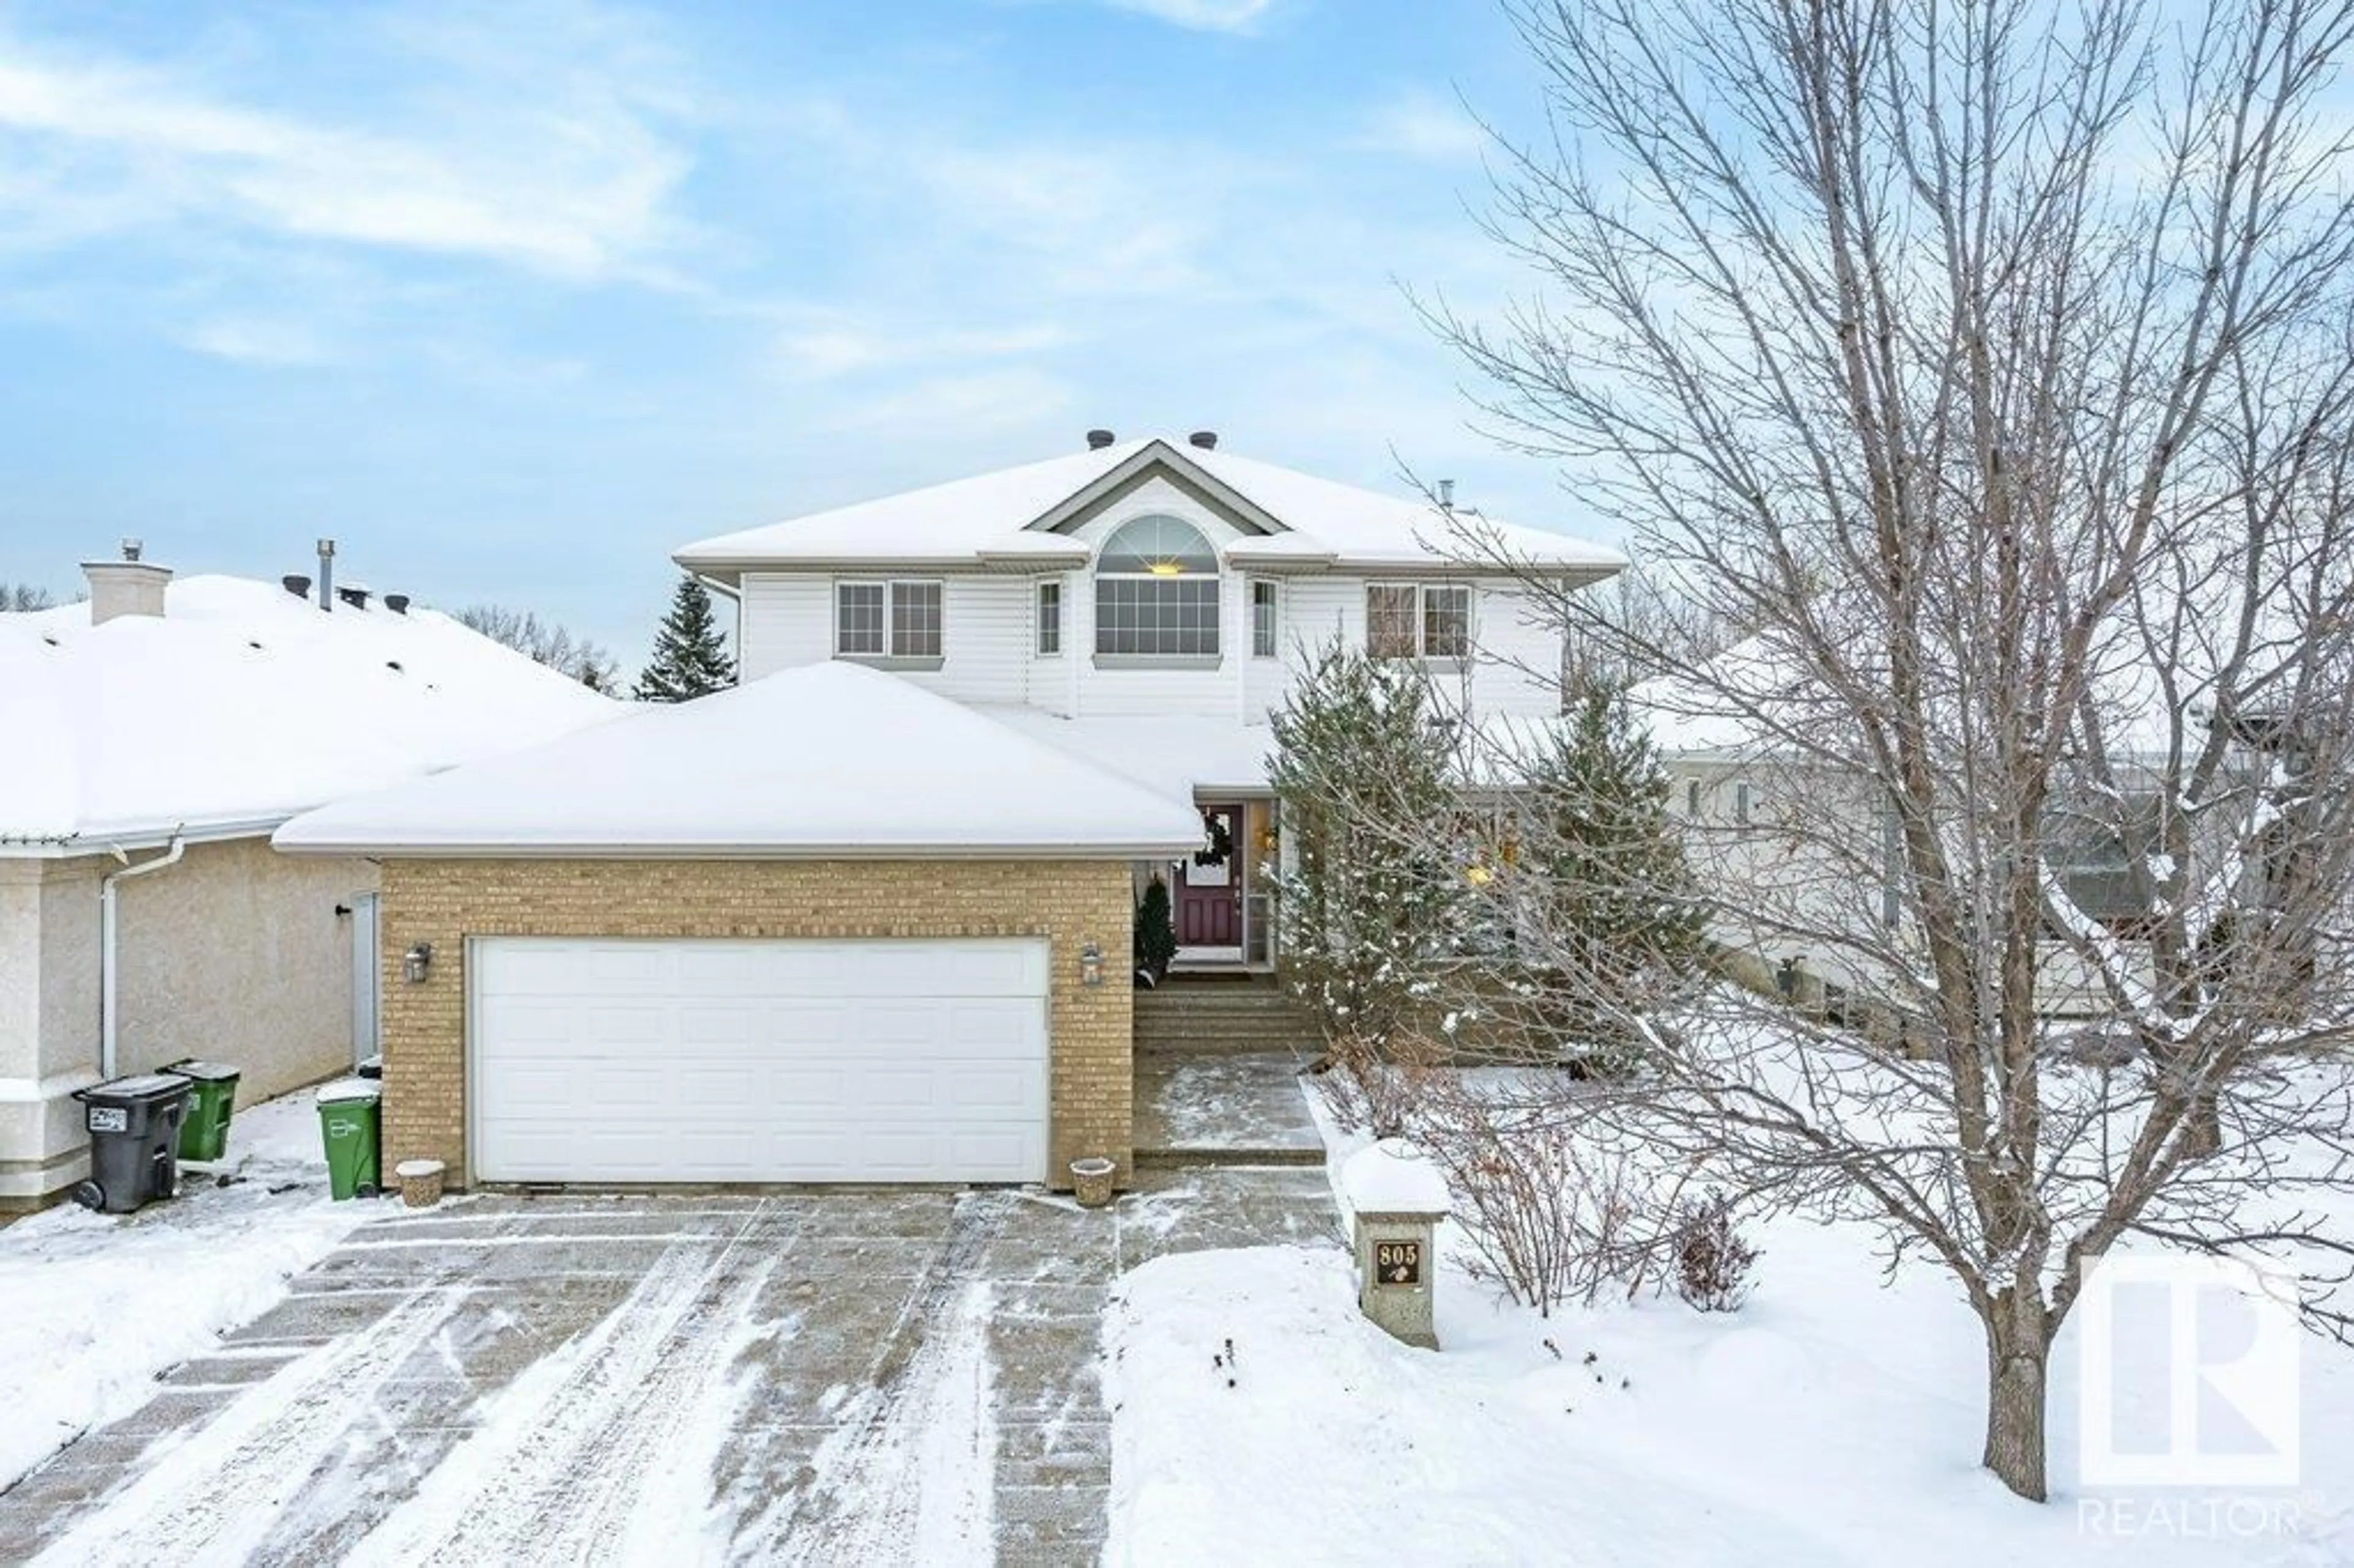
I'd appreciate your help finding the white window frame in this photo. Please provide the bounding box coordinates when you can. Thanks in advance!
[1093,514,1222,666]
[836,578,944,666]
[1367,582,1474,663]
[1037,580,1063,657]
[1250,579,1279,659]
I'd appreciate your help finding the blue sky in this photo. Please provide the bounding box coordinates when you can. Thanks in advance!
[0,0,1594,668]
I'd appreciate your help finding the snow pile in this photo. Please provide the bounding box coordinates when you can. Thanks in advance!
[0,1090,373,1488]
[1105,1233,2352,1566]
[275,660,1206,855]
[0,574,618,843]
[1338,1138,1449,1215]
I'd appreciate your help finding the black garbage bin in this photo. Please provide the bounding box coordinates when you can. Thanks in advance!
[71,1073,196,1214]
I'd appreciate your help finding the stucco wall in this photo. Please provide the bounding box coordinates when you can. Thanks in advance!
[1,839,377,1207]
[375,858,1136,1192]
[112,837,378,1099]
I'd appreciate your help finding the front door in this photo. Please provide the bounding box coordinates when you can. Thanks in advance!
[1175,803,1243,948]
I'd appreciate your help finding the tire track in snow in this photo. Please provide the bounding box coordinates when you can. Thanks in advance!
[343,1211,775,1568]
[30,1286,470,1568]
[761,1192,1007,1567]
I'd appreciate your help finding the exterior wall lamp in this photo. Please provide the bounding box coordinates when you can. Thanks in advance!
[403,942,434,984]
[1080,942,1105,986]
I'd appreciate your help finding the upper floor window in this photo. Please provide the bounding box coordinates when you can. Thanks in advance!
[1037,580,1063,655]
[1095,514,1219,660]
[1251,579,1279,658]
[837,579,942,662]
[1368,583,1472,661]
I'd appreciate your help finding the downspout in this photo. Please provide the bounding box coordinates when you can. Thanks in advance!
[99,834,185,1079]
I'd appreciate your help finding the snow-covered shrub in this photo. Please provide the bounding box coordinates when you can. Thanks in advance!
[1411,1086,1658,1314]
[1670,1189,1759,1312]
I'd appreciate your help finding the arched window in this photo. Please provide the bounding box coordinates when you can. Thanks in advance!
[1095,514,1221,658]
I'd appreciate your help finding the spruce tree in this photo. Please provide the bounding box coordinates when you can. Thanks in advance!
[1514,685,1706,1066]
[635,575,736,702]
[1267,641,1467,1053]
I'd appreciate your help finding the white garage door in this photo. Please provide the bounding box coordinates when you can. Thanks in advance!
[470,936,1050,1184]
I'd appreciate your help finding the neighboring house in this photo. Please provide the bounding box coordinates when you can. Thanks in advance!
[273,661,1202,1190]
[0,553,617,1208]
[672,430,1624,969]
[1635,636,2253,1022]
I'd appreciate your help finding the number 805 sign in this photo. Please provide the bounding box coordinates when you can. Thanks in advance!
[1375,1240,1422,1286]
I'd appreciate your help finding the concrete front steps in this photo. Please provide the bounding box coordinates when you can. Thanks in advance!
[1133,973,1323,1060]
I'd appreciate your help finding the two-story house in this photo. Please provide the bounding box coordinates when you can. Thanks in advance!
[273,432,1620,1194]
[674,431,1626,971]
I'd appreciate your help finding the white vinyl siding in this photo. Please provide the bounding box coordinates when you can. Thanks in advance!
[733,536,1567,721]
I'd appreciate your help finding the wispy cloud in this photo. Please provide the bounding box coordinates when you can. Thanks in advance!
[178,314,337,367]
[0,12,697,281]
[1083,0,1279,34]
[1354,89,1487,163]
[777,319,1076,380]
[815,366,1078,435]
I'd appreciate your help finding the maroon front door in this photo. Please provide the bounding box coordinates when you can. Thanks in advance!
[1174,804,1243,947]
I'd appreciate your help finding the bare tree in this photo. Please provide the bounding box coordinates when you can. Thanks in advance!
[1423,0,2354,1501]
[453,603,621,693]
[0,583,57,612]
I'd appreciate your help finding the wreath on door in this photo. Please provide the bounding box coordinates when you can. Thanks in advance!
[1193,810,1234,868]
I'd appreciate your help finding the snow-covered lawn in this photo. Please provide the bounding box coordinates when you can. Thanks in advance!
[0,1089,375,1489]
[1103,1090,2354,1566]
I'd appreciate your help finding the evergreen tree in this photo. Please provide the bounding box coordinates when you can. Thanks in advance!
[1508,686,1706,1067]
[1267,641,1468,1053]
[1134,874,1178,983]
[635,575,736,702]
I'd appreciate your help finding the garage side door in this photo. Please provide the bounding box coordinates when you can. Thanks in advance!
[470,937,1050,1184]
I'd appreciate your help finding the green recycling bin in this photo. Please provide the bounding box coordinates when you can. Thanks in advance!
[316,1079,382,1201]
[166,1059,241,1163]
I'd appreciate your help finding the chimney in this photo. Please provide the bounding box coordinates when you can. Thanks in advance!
[1438,478,1456,511]
[82,540,172,625]
[316,538,335,613]
[384,592,410,615]
[282,574,312,599]
[1188,430,1218,451]
[1086,428,1116,451]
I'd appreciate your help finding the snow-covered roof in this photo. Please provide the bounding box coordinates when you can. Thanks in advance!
[977,710,1278,804]
[673,438,1626,579]
[273,661,1207,858]
[0,576,619,851]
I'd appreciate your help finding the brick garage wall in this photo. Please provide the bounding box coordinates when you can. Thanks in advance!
[378,858,1134,1191]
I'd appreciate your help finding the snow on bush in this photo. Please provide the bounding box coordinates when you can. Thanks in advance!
[1672,1189,1761,1313]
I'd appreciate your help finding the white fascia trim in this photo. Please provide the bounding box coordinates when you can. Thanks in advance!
[273,839,1206,860]
[1,815,294,860]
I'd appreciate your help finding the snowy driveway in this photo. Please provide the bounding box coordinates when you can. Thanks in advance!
[0,1173,1336,1567]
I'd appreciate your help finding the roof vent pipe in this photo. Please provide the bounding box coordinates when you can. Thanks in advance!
[385,593,409,615]
[338,585,370,611]
[1086,428,1116,451]
[1438,478,1455,510]
[282,574,311,599]
[1188,430,1217,451]
[316,538,335,613]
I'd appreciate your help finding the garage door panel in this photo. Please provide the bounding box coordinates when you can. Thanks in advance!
[473,937,1050,1184]
[768,1001,854,1045]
